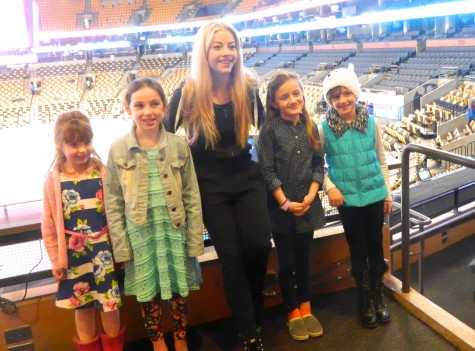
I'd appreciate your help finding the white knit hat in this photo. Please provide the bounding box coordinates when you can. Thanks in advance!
[322,63,361,103]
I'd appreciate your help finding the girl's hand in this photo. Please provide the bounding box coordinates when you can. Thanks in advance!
[114,262,126,272]
[303,194,315,206]
[327,187,345,207]
[289,201,310,217]
[384,200,392,216]
[52,268,67,281]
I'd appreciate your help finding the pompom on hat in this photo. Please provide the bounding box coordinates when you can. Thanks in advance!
[322,63,361,103]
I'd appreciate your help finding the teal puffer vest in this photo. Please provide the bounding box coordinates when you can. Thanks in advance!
[322,116,387,207]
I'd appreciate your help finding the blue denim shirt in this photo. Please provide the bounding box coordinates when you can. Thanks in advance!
[105,124,204,262]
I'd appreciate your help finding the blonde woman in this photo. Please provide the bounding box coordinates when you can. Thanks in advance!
[166,20,271,351]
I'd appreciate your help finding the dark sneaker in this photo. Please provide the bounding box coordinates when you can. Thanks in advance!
[241,334,264,351]
[302,314,323,337]
[287,317,309,341]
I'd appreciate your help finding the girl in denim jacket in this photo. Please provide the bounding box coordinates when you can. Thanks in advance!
[105,78,204,351]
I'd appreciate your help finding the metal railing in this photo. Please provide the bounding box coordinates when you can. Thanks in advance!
[1,199,41,217]
[390,201,432,234]
[400,143,475,293]
[389,202,432,294]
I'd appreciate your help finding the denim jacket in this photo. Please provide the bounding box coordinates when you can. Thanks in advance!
[105,124,204,262]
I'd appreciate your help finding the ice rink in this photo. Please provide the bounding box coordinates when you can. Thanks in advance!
[0,119,131,282]
[0,118,131,206]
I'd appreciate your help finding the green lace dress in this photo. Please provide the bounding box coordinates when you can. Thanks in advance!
[123,148,202,302]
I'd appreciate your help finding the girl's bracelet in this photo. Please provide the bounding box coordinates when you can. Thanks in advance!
[280,198,291,211]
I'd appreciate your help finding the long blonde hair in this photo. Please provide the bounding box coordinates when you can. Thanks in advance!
[265,70,320,150]
[180,20,257,149]
[49,111,101,171]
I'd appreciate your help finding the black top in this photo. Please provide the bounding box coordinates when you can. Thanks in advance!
[258,116,326,233]
[165,86,265,172]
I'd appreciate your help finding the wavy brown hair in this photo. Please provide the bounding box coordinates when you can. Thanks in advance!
[265,70,320,150]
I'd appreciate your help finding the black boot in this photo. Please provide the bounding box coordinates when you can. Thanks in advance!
[355,276,378,329]
[371,276,391,324]
[240,329,264,351]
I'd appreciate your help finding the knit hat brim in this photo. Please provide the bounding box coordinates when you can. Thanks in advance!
[322,63,361,102]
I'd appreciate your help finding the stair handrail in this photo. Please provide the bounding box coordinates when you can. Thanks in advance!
[400,143,475,293]
[389,201,432,233]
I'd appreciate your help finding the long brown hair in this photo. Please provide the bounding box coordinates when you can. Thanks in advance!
[49,111,101,171]
[179,19,258,149]
[265,70,320,150]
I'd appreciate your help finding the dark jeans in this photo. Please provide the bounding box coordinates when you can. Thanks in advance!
[272,230,314,313]
[199,167,271,338]
[338,200,388,281]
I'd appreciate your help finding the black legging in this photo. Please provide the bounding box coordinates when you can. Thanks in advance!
[272,230,314,313]
[198,164,271,339]
[337,200,388,281]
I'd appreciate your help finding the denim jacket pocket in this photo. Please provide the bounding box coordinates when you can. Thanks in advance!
[114,156,137,204]
[170,160,183,192]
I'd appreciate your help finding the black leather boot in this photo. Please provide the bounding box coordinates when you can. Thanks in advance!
[240,329,264,351]
[371,276,391,324]
[355,276,378,329]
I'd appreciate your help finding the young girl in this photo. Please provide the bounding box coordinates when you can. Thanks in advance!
[258,71,326,341]
[105,77,203,351]
[166,20,271,351]
[41,111,125,351]
[321,64,392,328]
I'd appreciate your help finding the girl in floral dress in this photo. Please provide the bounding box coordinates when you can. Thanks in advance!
[42,111,125,351]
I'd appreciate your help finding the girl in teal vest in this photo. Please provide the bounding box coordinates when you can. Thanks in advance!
[321,64,392,329]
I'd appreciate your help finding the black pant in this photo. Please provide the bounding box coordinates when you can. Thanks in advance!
[338,200,388,281]
[199,165,271,338]
[272,230,314,313]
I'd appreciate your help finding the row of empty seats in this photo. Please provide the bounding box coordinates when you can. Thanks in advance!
[92,58,136,73]
[36,63,87,78]
[2,44,475,130]
[37,0,84,31]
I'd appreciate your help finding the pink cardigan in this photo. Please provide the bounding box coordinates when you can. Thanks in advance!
[41,163,106,271]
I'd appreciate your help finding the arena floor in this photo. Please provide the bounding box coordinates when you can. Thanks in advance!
[0,118,131,206]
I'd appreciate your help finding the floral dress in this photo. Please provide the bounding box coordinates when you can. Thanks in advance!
[55,170,121,312]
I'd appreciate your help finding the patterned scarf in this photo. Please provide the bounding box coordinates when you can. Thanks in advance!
[325,103,369,136]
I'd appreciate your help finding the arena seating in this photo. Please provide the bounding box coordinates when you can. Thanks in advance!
[232,0,262,14]
[294,50,354,78]
[89,0,142,29]
[82,72,125,120]
[162,68,190,97]
[0,79,31,128]
[37,0,83,31]
[142,0,189,26]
